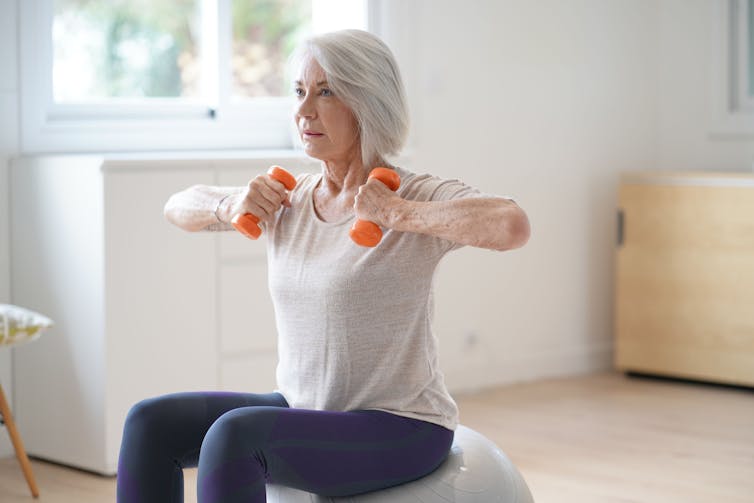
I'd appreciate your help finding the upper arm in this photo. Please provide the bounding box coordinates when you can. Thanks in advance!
[400,173,526,253]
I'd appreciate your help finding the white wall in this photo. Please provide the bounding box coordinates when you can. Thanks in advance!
[394,0,659,390]
[0,0,19,458]
[657,0,754,171]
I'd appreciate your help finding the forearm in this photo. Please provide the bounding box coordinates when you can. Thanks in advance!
[164,185,242,232]
[389,197,530,251]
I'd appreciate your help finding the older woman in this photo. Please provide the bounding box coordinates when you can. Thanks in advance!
[117,29,529,503]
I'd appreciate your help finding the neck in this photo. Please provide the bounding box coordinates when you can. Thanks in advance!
[312,155,391,222]
[318,154,391,196]
[320,161,365,194]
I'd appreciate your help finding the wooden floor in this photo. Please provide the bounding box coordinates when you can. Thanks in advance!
[1,372,752,502]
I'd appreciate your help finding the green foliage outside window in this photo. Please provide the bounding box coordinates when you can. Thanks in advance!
[53,0,311,101]
[232,0,312,97]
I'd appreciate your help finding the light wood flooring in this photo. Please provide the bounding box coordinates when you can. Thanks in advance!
[1,372,752,502]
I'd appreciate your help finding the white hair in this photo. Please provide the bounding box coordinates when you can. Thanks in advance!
[291,29,409,167]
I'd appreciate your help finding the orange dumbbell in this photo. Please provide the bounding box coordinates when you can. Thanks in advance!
[349,167,401,247]
[231,165,296,239]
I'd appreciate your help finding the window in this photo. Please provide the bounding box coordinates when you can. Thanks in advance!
[743,0,754,101]
[53,1,206,103]
[710,0,754,136]
[20,0,370,153]
[729,0,754,113]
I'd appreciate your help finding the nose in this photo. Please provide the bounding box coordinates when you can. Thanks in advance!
[296,93,316,120]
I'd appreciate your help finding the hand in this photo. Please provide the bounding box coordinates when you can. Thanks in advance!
[232,173,292,223]
[353,177,403,228]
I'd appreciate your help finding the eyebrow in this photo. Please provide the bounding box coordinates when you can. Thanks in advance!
[293,80,329,86]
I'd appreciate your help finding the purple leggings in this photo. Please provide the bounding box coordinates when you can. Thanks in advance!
[116,391,454,502]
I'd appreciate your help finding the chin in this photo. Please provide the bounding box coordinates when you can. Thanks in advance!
[303,147,324,161]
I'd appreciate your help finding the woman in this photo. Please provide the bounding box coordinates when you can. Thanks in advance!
[118,29,529,503]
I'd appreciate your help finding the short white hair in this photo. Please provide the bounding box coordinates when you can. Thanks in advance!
[292,29,409,167]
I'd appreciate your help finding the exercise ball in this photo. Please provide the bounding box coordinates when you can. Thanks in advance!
[266,424,534,502]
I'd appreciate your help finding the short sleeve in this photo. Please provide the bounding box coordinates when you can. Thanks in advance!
[396,169,513,255]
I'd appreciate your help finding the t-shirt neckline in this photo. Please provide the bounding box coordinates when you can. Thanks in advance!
[308,173,356,227]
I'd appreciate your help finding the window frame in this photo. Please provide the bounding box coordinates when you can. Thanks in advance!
[19,0,373,154]
[710,0,754,137]
[729,0,754,112]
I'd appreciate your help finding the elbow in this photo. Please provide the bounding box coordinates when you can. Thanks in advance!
[510,209,531,249]
[163,189,203,232]
[163,195,181,228]
[494,204,530,252]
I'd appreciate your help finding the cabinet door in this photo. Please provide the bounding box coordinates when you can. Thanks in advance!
[615,182,754,386]
[216,163,279,392]
[104,165,218,471]
[219,261,278,355]
[12,157,108,473]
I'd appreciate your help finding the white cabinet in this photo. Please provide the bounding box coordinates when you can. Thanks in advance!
[215,164,280,393]
[10,153,311,474]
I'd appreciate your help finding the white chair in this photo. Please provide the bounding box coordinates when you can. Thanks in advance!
[266,424,534,503]
[1,304,53,499]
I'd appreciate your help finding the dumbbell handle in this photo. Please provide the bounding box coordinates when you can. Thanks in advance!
[231,166,296,240]
[349,167,401,247]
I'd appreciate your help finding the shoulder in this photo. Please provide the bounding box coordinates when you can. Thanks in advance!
[288,171,320,200]
[293,171,319,188]
[394,167,485,202]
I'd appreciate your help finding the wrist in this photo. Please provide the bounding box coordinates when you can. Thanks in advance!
[388,199,416,232]
[214,193,236,224]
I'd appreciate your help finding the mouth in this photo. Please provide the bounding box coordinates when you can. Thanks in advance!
[302,129,324,138]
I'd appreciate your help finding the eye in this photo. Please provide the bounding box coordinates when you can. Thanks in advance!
[294,87,305,97]
[320,88,333,97]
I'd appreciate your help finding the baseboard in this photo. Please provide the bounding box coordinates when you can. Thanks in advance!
[445,342,614,395]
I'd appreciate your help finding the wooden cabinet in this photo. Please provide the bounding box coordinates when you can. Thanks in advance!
[614,171,754,387]
[10,153,312,474]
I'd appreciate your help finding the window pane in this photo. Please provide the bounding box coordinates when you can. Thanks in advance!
[749,0,754,97]
[231,0,312,98]
[312,0,367,34]
[53,0,202,102]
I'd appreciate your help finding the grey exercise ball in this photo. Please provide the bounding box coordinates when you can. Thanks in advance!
[266,424,534,502]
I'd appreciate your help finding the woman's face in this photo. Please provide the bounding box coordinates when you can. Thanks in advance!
[294,57,360,164]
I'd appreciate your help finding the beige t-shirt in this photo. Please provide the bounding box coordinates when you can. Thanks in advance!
[265,166,486,431]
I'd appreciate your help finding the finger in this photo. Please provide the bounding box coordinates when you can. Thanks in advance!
[247,179,287,213]
[266,175,291,195]
[362,179,388,199]
[352,191,373,217]
[238,190,277,218]
[365,177,390,189]
[253,199,278,218]
[254,181,287,208]
[265,175,293,210]
[356,185,377,206]
[263,176,293,208]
